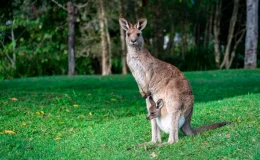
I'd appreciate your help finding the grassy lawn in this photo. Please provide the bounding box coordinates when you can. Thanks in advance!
[0,69,260,159]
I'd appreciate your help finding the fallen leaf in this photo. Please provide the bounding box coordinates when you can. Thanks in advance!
[89,112,92,116]
[10,98,18,101]
[88,93,92,96]
[73,104,79,107]
[5,130,16,134]
[22,121,27,126]
[151,152,157,158]
[110,98,117,101]
[36,111,44,115]
[66,109,70,113]
[78,114,85,118]
[225,134,231,138]
[55,137,62,140]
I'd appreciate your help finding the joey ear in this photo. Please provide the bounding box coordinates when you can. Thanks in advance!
[156,99,163,109]
[136,18,147,30]
[149,96,156,106]
[119,18,130,31]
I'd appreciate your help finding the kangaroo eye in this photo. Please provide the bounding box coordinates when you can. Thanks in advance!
[127,33,130,37]
[151,112,155,115]
[137,33,140,37]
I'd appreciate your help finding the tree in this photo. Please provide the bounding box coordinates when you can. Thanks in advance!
[51,0,76,75]
[119,0,127,74]
[220,0,245,69]
[212,0,246,69]
[244,0,258,69]
[67,2,76,75]
[213,0,222,68]
[99,0,112,75]
[0,0,41,71]
[1,20,17,69]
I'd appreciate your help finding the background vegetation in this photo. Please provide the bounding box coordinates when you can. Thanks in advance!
[0,0,259,79]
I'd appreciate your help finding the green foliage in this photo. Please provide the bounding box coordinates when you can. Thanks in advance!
[0,70,260,159]
[162,46,217,71]
[0,19,40,32]
[0,0,256,79]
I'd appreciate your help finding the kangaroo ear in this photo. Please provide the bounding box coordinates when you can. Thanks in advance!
[136,18,147,30]
[156,99,163,109]
[119,18,130,31]
[149,96,156,106]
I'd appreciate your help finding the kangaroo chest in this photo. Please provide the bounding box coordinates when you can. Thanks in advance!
[126,55,148,89]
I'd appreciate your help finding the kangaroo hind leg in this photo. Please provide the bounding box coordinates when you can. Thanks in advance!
[167,102,182,144]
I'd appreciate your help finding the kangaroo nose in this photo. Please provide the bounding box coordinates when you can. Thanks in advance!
[131,39,137,43]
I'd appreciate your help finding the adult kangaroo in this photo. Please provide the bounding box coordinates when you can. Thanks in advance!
[119,17,230,148]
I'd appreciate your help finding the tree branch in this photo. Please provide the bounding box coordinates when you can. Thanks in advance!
[75,0,90,9]
[77,48,90,58]
[0,40,14,65]
[51,0,67,11]
[227,28,246,68]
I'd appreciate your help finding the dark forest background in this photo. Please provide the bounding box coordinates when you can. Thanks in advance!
[0,0,259,79]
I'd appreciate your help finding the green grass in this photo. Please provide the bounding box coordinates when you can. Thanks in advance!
[0,69,260,159]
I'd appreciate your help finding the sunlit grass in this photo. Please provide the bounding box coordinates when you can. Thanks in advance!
[0,69,259,159]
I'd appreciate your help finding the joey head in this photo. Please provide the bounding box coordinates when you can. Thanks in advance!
[146,96,163,120]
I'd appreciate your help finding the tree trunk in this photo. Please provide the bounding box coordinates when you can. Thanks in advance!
[152,0,164,58]
[67,2,76,76]
[4,24,16,69]
[11,25,16,69]
[228,29,246,68]
[204,7,213,48]
[99,0,111,75]
[204,19,209,47]
[181,19,188,61]
[133,0,139,20]
[105,13,112,74]
[208,6,213,46]
[119,0,127,74]
[166,24,175,55]
[220,0,240,69]
[244,0,258,69]
[213,0,222,68]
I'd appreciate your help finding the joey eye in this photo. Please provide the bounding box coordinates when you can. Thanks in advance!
[137,33,140,37]
[127,33,130,37]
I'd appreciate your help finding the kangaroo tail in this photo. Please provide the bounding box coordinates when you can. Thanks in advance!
[180,108,232,136]
[193,121,232,134]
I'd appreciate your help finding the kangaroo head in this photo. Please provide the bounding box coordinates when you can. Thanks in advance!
[119,18,147,48]
[146,97,164,120]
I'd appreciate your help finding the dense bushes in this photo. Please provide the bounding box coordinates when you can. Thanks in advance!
[2,44,257,79]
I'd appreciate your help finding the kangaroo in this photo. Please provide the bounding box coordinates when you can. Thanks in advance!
[146,96,163,121]
[119,17,230,148]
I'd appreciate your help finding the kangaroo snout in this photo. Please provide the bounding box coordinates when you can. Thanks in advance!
[131,39,137,43]
[146,116,152,120]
